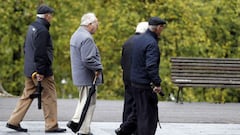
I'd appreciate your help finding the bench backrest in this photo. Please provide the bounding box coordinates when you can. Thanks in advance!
[170,57,240,88]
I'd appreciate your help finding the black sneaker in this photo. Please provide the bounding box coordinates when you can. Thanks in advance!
[6,123,28,132]
[115,127,124,135]
[115,127,136,135]
[67,121,79,133]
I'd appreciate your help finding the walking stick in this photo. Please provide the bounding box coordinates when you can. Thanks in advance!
[29,72,43,109]
[76,75,97,131]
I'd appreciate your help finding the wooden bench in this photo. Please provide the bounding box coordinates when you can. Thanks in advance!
[170,57,240,103]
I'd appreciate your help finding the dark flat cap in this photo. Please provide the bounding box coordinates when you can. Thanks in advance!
[37,5,54,14]
[148,17,166,25]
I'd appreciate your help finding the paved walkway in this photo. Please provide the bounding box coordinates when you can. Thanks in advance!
[0,97,240,134]
[1,121,240,135]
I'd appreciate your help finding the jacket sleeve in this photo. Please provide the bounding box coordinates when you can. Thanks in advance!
[34,30,50,75]
[80,38,103,71]
[145,43,161,86]
[120,44,125,70]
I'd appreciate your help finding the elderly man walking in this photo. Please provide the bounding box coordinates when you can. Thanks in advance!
[67,13,103,135]
[115,22,149,135]
[6,4,66,133]
[130,17,166,135]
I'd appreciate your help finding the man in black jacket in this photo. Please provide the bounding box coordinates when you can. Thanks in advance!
[6,4,66,133]
[115,22,148,135]
[130,17,166,135]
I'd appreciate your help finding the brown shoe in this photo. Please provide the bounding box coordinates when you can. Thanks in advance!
[45,128,66,133]
[77,133,93,135]
[6,123,28,132]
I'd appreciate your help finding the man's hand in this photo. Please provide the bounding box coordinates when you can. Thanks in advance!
[32,72,44,81]
[153,86,162,93]
[36,74,44,81]
[153,86,165,96]
[95,70,101,77]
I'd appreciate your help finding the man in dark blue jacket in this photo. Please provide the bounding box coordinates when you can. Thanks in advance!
[6,5,66,133]
[115,22,148,135]
[130,17,166,135]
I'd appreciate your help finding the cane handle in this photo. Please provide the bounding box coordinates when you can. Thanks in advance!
[32,72,38,80]
[93,76,97,85]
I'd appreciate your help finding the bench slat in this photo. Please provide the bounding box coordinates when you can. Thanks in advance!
[171,73,240,78]
[172,63,240,68]
[172,66,240,71]
[171,69,240,74]
[172,77,240,81]
[172,79,240,84]
[171,57,240,64]
[173,84,240,88]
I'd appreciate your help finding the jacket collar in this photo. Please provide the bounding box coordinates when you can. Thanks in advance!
[36,18,50,30]
[146,29,158,41]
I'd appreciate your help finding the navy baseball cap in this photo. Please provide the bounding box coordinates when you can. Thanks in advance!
[148,17,166,25]
[37,5,54,14]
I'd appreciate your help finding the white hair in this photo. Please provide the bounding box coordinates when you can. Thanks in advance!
[80,13,97,26]
[135,22,148,33]
[36,14,45,18]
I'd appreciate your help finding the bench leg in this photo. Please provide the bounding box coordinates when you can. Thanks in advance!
[176,87,183,103]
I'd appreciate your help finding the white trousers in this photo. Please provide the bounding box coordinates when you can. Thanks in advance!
[72,86,96,134]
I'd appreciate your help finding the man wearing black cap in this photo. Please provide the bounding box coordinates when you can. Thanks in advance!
[130,17,166,135]
[6,4,66,133]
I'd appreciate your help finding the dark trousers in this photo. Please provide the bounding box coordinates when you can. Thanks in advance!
[120,83,137,134]
[133,86,158,135]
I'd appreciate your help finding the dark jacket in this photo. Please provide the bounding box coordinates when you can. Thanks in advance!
[121,33,141,85]
[130,29,161,87]
[24,18,53,77]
